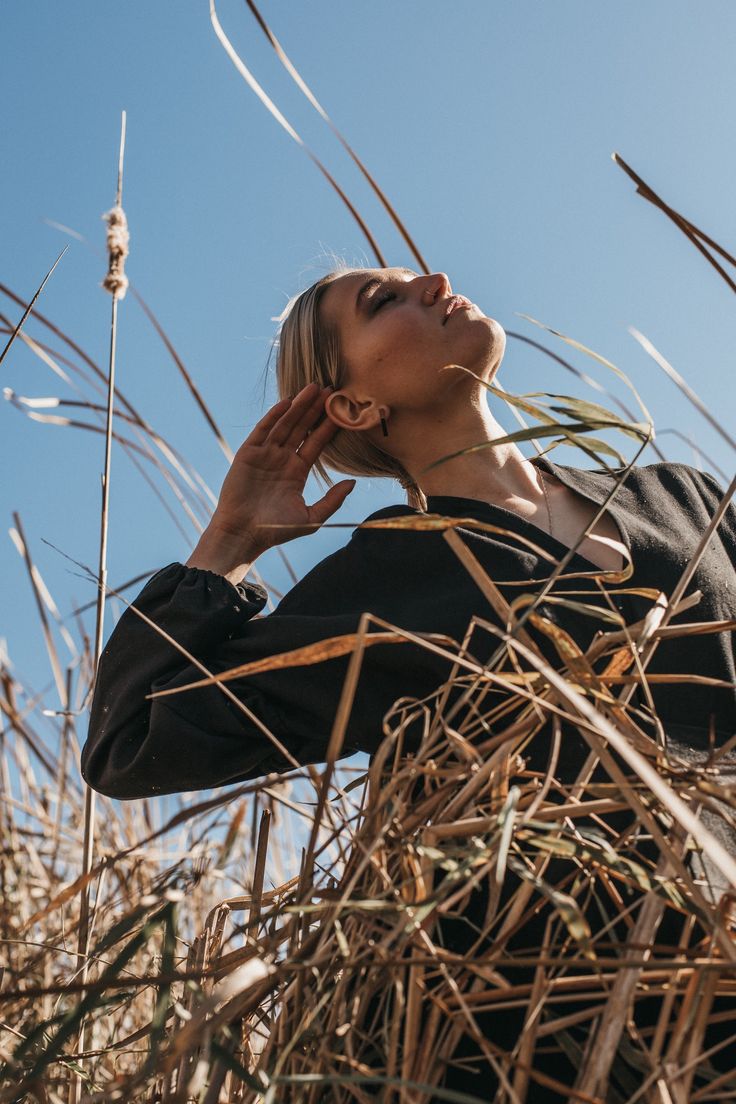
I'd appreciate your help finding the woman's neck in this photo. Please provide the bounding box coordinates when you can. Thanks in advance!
[398,399,543,507]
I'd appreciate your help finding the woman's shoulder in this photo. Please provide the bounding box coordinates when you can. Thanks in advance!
[270,502,425,617]
[269,501,419,613]
[555,457,727,504]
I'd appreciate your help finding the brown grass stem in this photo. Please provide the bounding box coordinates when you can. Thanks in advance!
[0,248,67,368]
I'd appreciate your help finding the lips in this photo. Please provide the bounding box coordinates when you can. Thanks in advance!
[442,295,472,324]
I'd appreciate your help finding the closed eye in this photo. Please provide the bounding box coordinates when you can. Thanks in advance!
[372,290,396,312]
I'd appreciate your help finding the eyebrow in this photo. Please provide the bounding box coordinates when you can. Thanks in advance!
[354,268,418,314]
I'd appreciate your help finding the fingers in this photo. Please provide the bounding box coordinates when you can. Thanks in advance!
[247,395,294,446]
[248,383,338,464]
[295,405,340,467]
[268,383,328,447]
[306,479,356,526]
[248,383,326,446]
[284,389,332,451]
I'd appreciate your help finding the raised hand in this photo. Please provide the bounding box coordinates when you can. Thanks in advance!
[186,383,355,582]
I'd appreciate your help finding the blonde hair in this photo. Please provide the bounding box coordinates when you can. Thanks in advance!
[274,266,428,511]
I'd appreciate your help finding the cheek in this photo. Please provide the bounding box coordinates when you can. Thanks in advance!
[368,316,442,376]
[384,317,433,358]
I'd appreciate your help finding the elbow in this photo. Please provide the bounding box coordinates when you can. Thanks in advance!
[80,760,144,801]
[81,713,162,801]
[80,745,153,801]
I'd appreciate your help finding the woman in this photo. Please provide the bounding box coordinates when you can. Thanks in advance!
[83,266,736,1099]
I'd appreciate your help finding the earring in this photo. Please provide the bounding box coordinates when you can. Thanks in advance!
[380,413,389,437]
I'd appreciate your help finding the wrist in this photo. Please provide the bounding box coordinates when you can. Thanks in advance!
[186,523,264,585]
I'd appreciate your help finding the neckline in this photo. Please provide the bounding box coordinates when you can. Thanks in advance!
[423,456,632,574]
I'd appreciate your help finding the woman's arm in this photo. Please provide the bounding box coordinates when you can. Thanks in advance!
[82,545,441,799]
[82,384,360,799]
[81,558,386,799]
[82,564,277,797]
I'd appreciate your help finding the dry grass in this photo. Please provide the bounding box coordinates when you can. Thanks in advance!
[2,4,736,1101]
[2,498,736,1102]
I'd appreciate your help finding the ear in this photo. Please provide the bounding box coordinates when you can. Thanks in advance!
[325,390,386,434]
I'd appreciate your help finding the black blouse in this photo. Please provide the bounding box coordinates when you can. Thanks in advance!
[83,459,736,800]
[82,458,736,1100]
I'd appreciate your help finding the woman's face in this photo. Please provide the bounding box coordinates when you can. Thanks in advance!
[318,267,505,428]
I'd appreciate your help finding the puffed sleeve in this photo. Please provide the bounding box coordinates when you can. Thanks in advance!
[82,561,441,800]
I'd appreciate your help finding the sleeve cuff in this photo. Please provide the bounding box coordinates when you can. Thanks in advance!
[145,562,268,618]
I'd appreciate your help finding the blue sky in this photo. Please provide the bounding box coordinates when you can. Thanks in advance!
[2,1,735,724]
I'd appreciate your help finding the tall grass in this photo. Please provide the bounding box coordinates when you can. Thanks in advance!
[2,4,735,1100]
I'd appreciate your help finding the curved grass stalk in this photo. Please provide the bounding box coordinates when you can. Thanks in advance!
[241,0,430,274]
[210,0,388,267]
[613,152,736,294]
[514,311,654,427]
[629,325,736,455]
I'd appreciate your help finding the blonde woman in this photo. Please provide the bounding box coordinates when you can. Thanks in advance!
[84,266,736,1098]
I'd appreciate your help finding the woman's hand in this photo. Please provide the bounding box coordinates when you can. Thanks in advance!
[186,383,355,582]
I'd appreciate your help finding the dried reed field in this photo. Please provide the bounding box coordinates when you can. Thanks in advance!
[2,4,736,1102]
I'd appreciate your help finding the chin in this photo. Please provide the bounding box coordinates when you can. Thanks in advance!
[470,315,506,379]
[486,315,506,353]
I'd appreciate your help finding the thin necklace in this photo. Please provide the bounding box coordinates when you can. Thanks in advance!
[537,467,555,539]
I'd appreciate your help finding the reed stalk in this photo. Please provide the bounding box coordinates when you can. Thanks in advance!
[69,110,128,1104]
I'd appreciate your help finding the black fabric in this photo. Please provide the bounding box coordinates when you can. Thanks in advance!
[83,459,736,1100]
[83,459,736,799]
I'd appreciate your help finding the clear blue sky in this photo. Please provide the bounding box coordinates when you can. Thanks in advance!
[2,1,735,718]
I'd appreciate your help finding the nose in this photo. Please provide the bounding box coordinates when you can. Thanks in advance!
[419,272,451,304]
